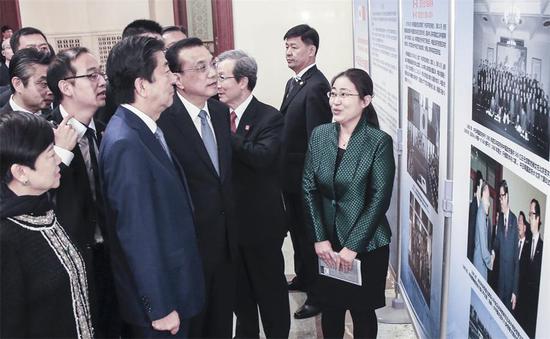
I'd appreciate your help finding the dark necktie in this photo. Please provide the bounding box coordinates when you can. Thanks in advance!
[285,76,300,98]
[85,128,100,201]
[198,110,219,175]
[230,111,237,134]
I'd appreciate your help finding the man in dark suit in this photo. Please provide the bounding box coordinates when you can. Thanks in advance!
[46,47,120,338]
[0,26,52,108]
[492,179,519,311]
[0,39,12,86]
[216,49,290,338]
[280,24,332,319]
[99,36,204,338]
[158,37,236,338]
[0,48,77,165]
[513,211,531,328]
[518,199,543,338]
[468,171,483,261]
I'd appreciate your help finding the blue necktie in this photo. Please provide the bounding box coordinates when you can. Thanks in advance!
[154,127,172,163]
[198,110,219,175]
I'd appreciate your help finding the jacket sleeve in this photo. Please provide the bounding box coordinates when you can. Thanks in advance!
[343,135,395,252]
[475,208,492,268]
[101,139,174,321]
[0,237,27,337]
[302,128,328,242]
[231,112,283,169]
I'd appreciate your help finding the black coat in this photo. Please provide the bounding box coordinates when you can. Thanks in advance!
[158,95,237,271]
[231,96,286,244]
[279,65,332,193]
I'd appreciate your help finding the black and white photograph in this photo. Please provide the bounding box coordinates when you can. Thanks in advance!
[467,146,546,338]
[468,290,504,339]
[407,86,440,212]
[472,1,550,160]
[408,192,433,307]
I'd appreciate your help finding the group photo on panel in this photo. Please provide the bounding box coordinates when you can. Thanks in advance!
[0,16,395,339]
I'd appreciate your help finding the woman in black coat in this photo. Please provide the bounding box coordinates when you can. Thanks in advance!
[0,111,93,338]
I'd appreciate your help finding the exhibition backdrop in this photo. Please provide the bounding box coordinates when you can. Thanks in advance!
[352,0,550,338]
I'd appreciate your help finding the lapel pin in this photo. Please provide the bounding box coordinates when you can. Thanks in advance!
[245,125,250,131]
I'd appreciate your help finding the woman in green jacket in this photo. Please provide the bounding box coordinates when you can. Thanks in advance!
[303,68,395,338]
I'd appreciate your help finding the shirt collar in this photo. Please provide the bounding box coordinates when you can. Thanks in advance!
[177,92,210,120]
[533,233,540,243]
[121,104,157,134]
[9,95,38,114]
[59,104,96,142]
[232,94,253,121]
[295,63,316,79]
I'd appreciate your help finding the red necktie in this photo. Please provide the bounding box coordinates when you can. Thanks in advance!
[230,111,237,133]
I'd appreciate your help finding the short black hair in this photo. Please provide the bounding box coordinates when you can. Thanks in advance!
[1,25,12,34]
[9,48,52,93]
[122,19,162,38]
[531,198,541,229]
[162,25,188,36]
[106,36,165,105]
[284,24,320,54]
[499,179,509,202]
[10,26,48,52]
[165,37,204,73]
[0,110,54,184]
[47,47,90,102]
[474,170,483,194]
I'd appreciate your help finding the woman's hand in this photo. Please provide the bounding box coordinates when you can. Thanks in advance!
[338,247,357,272]
[315,241,336,268]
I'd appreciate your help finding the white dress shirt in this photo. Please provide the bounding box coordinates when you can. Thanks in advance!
[176,92,217,144]
[231,94,253,129]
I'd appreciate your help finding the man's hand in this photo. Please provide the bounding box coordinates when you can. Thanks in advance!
[152,310,180,335]
[338,247,357,273]
[511,293,516,310]
[315,240,336,268]
[54,114,78,151]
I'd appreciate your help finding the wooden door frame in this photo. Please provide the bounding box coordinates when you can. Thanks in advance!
[172,0,234,55]
[0,0,22,32]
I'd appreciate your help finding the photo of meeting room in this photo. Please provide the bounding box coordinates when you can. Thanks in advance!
[408,192,433,307]
[467,146,546,338]
[472,1,550,160]
[407,86,440,212]
[468,290,506,339]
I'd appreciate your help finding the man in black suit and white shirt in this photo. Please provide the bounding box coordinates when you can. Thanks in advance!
[216,49,290,338]
[46,47,120,338]
[280,24,332,319]
[158,37,237,338]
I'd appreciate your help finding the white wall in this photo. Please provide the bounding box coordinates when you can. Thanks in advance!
[232,0,353,108]
[19,0,174,37]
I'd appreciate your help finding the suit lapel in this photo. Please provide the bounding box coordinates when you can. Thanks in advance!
[334,118,370,197]
[119,107,176,172]
[236,97,258,136]
[316,124,338,200]
[169,96,220,177]
[280,65,318,113]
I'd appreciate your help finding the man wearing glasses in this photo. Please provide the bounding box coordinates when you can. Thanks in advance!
[491,179,519,312]
[279,24,332,319]
[46,47,120,338]
[158,37,237,338]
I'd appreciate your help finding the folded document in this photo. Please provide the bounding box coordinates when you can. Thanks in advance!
[318,256,362,286]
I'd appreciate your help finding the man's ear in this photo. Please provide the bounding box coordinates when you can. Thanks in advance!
[58,79,73,98]
[134,77,147,98]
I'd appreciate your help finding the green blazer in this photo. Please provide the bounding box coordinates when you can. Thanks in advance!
[303,116,395,253]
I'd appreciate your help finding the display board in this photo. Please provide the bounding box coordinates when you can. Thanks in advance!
[447,1,550,338]
[352,0,370,72]
[368,0,400,272]
[398,0,449,337]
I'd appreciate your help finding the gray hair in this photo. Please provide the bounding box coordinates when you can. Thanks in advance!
[217,49,257,91]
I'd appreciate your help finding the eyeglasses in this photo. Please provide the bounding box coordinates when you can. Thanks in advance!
[218,74,236,82]
[179,61,217,74]
[499,193,507,198]
[64,71,107,82]
[327,91,361,99]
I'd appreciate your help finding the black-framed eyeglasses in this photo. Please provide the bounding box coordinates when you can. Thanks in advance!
[64,71,107,82]
[179,61,217,74]
[327,91,361,99]
[217,74,236,82]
